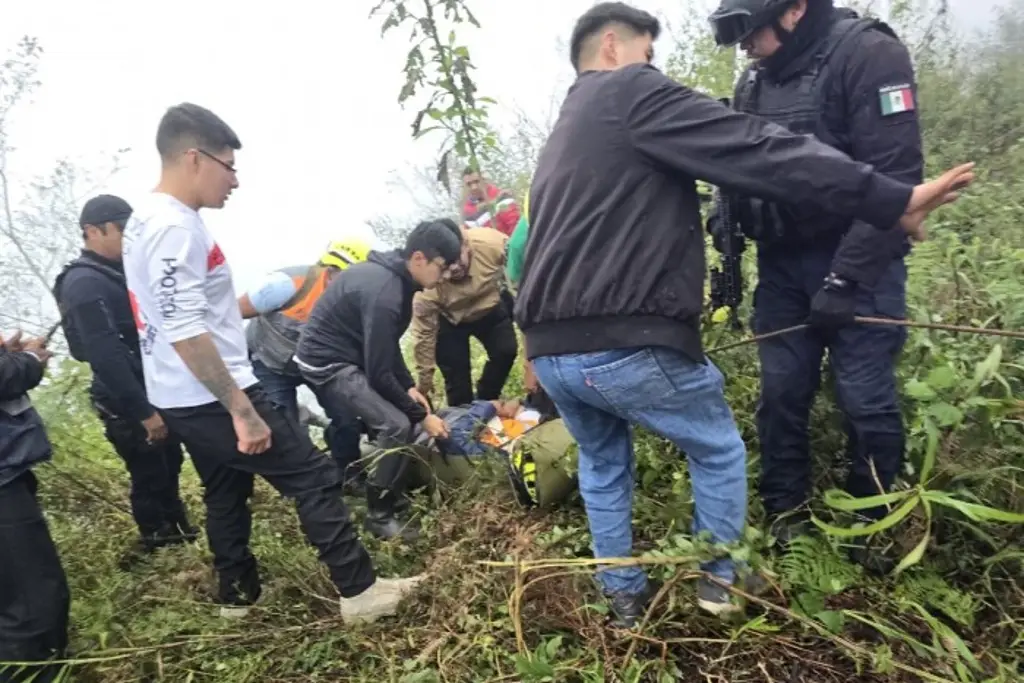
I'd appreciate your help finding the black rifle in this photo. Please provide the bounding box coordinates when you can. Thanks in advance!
[708,190,744,331]
[708,95,745,331]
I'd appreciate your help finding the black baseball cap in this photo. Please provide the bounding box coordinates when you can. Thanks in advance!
[79,194,133,227]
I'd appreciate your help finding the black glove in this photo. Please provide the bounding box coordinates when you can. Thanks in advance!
[809,273,858,334]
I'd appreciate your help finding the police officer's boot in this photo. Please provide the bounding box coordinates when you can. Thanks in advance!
[364,485,420,542]
[147,515,199,549]
[341,467,368,497]
[176,517,200,543]
[846,529,897,577]
[768,513,813,553]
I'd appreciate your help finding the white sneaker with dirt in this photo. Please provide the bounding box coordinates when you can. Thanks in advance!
[339,575,427,624]
[219,605,252,618]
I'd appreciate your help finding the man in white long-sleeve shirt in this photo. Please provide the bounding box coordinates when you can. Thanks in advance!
[121,102,422,623]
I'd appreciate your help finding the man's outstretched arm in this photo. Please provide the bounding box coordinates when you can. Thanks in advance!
[623,64,965,235]
[828,32,924,287]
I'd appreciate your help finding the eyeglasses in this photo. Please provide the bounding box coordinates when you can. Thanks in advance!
[197,148,237,174]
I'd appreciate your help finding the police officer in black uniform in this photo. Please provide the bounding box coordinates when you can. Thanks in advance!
[707,0,923,567]
[53,194,198,564]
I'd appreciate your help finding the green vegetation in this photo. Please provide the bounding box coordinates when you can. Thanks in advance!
[6,0,1024,680]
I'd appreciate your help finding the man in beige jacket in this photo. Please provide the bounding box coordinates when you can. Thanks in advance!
[411,222,518,407]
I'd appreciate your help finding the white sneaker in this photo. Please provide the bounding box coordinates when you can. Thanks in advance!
[339,575,427,624]
[219,605,251,618]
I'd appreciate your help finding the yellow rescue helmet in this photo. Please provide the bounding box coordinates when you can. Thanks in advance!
[319,238,371,269]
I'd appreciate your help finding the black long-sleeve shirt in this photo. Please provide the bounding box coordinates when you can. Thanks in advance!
[0,346,50,487]
[296,250,427,424]
[0,347,44,400]
[53,251,154,421]
[825,23,924,287]
[516,62,915,361]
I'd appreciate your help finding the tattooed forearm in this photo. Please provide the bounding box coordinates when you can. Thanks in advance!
[172,334,255,417]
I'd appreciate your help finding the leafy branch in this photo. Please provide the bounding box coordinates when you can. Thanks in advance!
[370,0,495,192]
[813,344,1024,575]
[0,36,129,334]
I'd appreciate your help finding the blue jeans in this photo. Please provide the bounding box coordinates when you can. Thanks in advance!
[531,347,748,595]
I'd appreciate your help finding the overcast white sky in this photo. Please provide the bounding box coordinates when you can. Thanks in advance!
[0,0,1001,292]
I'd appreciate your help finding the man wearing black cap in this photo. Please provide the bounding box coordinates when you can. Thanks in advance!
[53,194,197,565]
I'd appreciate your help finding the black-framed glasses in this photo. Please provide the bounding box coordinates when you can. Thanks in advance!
[197,148,237,173]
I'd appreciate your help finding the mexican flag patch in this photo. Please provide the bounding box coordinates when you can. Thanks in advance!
[879,84,915,115]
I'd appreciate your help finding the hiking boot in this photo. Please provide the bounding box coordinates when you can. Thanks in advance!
[151,520,199,548]
[342,475,367,498]
[847,538,897,577]
[768,514,813,552]
[604,579,662,629]
[364,486,420,542]
[392,492,412,517]
[697,572,770,616]
[364,512,421,542]
[173,518,200,543]
[216,566,262,618]
[339,575,427,624]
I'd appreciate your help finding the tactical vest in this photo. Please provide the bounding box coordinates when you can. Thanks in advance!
[733,12,895,244]
[246,264,330,375]
[52,255,138,366]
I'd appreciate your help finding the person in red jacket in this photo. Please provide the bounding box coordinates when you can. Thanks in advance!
[461,167,521,237]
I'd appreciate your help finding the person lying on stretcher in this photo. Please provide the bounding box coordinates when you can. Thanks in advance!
[432,396,550,456]
[407,390,577,508]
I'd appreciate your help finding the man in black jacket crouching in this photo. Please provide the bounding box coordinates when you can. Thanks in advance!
[296,221,462,542]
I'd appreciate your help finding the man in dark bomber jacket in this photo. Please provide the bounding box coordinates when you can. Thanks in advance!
[0,334,70,682]
[296,221,462,541]
[515,2,973,627]
[52,194,197,562]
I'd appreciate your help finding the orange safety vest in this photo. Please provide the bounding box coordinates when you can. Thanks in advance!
[245,265,331,373]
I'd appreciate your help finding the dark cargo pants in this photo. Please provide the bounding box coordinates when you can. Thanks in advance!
[0,472,70,683]
[436,304,518,407]
[308,365,415,495]
[98,407,192,545]
[752,246,908,520]
[162,385,375,606]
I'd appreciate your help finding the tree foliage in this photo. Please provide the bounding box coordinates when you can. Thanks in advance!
[0,37,126,343]
[371,0,496,194]
[5,1,1024,681]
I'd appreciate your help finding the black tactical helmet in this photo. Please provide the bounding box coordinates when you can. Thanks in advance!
[708,0,796,47]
